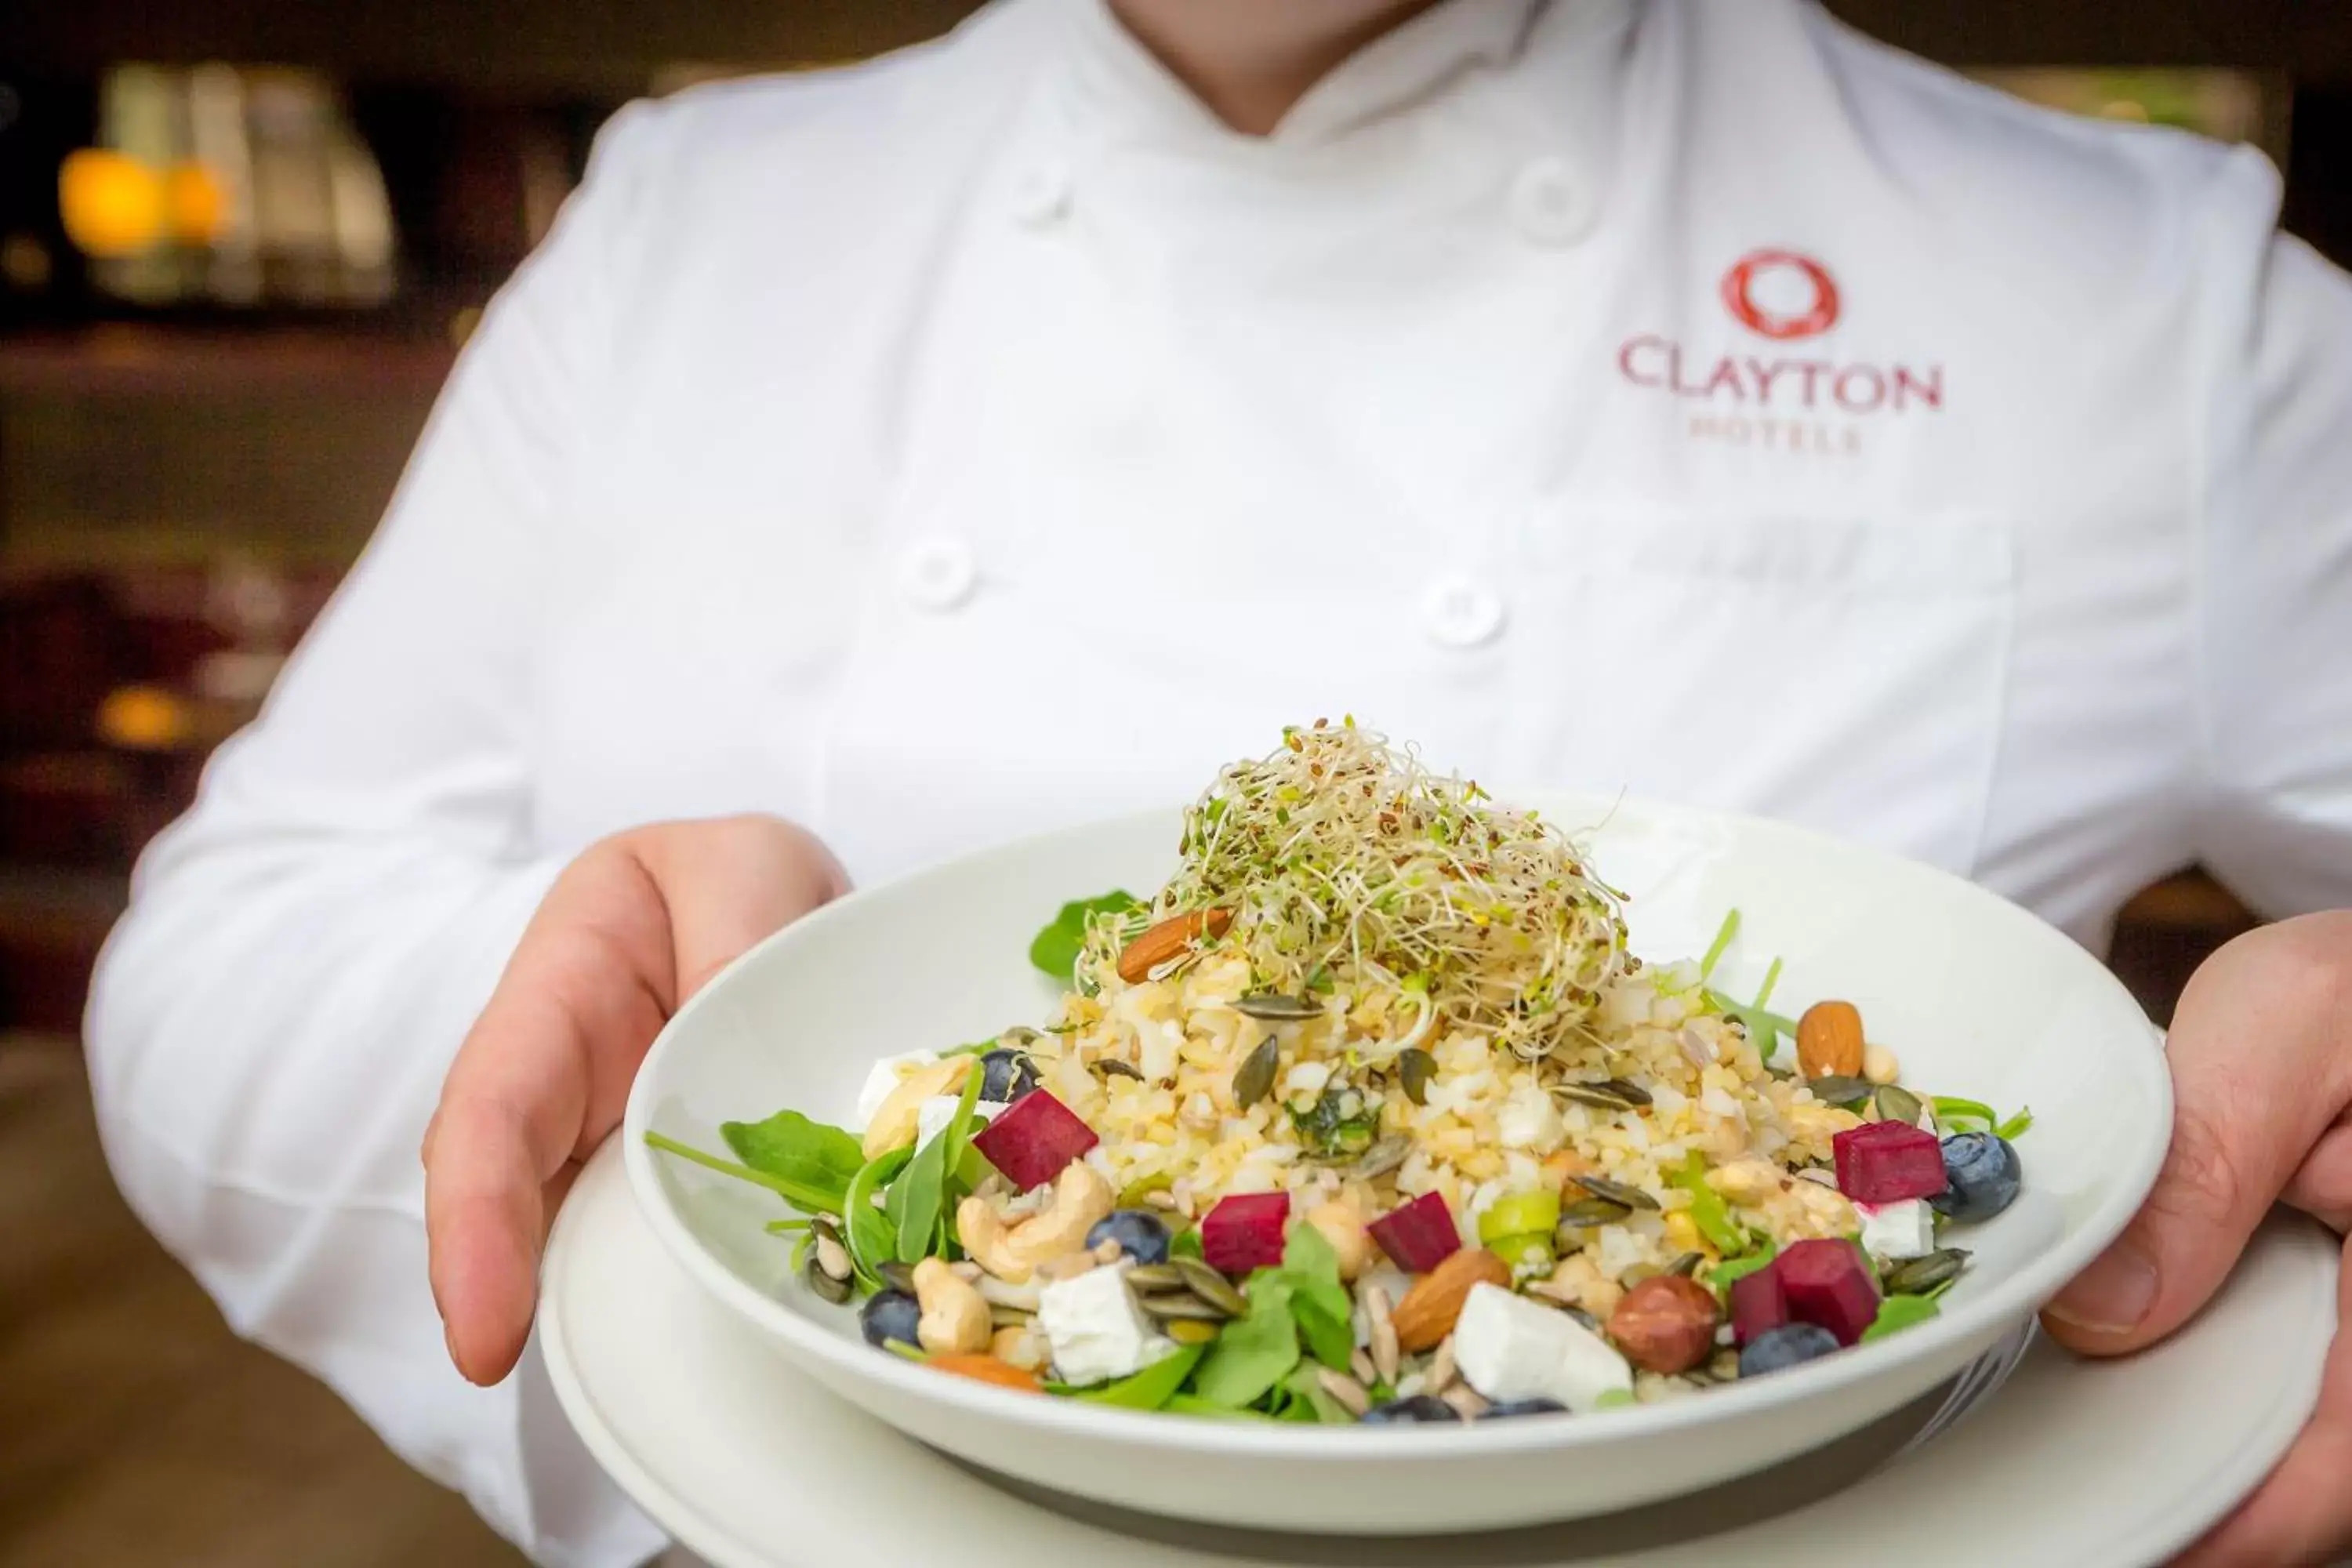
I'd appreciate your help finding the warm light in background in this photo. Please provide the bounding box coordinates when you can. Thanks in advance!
[59,148,167,259]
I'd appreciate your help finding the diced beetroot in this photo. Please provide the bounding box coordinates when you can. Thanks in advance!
[1833,1120,1949,1204]
[1201,1192,1291,1274]
[1368,1191,1462,1274]
[971,1091,1098,1192]
[1777,1238,1881,1346]
[1728,1266,1790,1346]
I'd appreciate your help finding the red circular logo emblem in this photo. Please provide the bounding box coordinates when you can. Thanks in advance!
[1720,249,1840,340]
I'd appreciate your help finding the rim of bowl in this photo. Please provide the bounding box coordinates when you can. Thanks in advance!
[619,794,2172,1461]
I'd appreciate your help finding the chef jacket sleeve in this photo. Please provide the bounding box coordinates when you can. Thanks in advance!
[81,102,672,1568]
[2191,147,2352,917]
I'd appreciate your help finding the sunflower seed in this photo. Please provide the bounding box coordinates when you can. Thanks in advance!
[1572,1174,1661,1212]
[877,1261,919,1298]
[1137,1292,1229,1323]
[802,1246,854,1305]
[1123,1263,1188,1293]
[1440,1385,1490,1420]
[1557,1197,1634,1232]
[1351,1348,1378,1385]
[1398,1048,1436,1106]
[1232,1036,1281,1109]
[1804,1074,1874,1107]
[1425,1336,1458,1396]
[1882,1248,1969,1296]
[1554,1077,1652,1112]
[810,1224,854,1283]
[1235,992,1323,1021]
[1347,1134,1412,1181]
[1165,1318,1221,1346]
[1174,1258,1248,1316]
[1317,1367,1372,1417]
[1873,1083,1925,1126]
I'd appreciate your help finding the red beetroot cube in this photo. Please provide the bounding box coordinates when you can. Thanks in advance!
[1729,1266,1790,1346]
[1833,1120,1949,1204]
[1368,1191,1462,1274]
[1201,1192,1291,1274]
[1777,1238,1881,1346]
[971,1090,1098,1192]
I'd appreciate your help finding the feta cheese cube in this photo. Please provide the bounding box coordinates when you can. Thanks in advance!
[854,1050,941,1125]
[1453,1283,1632,1414]
[1036,1266,1175,1386]
[916,1094,1010,1149]
[1857,1198,1936,1261]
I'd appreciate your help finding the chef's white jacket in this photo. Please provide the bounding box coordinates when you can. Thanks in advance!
[82,0,2352,1562]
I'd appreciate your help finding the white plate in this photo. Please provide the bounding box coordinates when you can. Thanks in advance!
[546,1140,2336,1568]
[620,794,2172,1532]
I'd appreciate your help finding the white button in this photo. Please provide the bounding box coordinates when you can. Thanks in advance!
[898,538,978,612]
[1509,157,1594,247]
[1420,576,1505,648]
[1008,160,1073,227]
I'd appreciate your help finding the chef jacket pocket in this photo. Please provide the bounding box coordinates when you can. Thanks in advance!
[1502,507,2015,875]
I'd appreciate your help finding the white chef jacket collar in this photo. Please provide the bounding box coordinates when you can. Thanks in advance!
[1058,0,1552,151]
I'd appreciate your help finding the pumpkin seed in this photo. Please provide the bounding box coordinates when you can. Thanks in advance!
[1804,1073,1874,1107]
[1234,992,1322,1021]
[1665,1251,1705,1278]
[1573,1174,1661,1212]
[1174,1257,1247,1316]
[1232,1036,1280,1109]
[1164,1318,1221,1346]
[1137,1292,1229,1323]
[1345,1134,1412,1181]
[1091,1058,1145,1082]
[802,1243,854,1305]
[1398,1048,1436,1106]
[1123,1263,1189,1293]
[1882,1248,1970,1296]
[877,1261,918,1298]
[1557,1197,1633,1232]
[1873,1083,1925,1126]
[1553,1077,1652,1112]
[1559,1304,1605,1334]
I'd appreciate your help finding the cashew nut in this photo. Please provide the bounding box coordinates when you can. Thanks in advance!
[862,1056,974,1159]
[912,1256,989,1356]
[1305,1201,1371,1282]
[956,1162,1115,1282]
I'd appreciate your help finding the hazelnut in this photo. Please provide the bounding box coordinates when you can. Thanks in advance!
[1606,1274,1720,1374]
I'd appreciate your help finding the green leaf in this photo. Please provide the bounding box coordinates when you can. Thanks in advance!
[1190,1284,1302,1409]
[894,1111,966,1263]
[1029,891,1142,982]
[1282,1360,1353,1424]
[1703,1240,1779,1296]
[933,1065,990,1250]
[1063,1345,1206,1410]
[842,1148,913,1290]
[1930,1096,1998,1133]
[1995,1107,2034,1141]
[1699,909,1740,982]
[642,1131,854,1214]
[716,1110,866,1214]
[1270,1224,1356,1370]
[1861,1293,1940,1342]
[1161,1394,1276,1421]
[1171,1228,1205,1262]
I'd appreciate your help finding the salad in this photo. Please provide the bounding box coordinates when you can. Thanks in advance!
[650,721,2029,1423]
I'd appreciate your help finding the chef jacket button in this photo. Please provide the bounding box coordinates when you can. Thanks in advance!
[1009,160,1073,227]
[898,537,978,612]
[1420,576,1505,648]
[1509,156,1594,247]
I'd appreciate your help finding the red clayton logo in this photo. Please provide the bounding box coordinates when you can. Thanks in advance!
[1720,249,1840,340]
[1615,249,1944,454]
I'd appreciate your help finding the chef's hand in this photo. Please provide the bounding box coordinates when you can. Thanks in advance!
[423,815,847,1385]
[2041,910,2352,1567]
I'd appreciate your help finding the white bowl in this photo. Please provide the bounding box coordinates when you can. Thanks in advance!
[621,793,2170,1535]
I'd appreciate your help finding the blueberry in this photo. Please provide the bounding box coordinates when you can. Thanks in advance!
[1928,1132,2022,1223]
[1358,1395,1462,1425]
[858,1288,922,1351]
[1085,1208,1172,1265]
[1479,1398,1568,1420]
[979,1047,1041,1103]
[1737,1323,1842,1378]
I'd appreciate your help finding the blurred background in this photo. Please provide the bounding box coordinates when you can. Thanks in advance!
[0,2,2346,1563]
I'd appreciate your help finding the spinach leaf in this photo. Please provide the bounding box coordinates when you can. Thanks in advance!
[1704,1240,1779,1296]
[1063,1345,1205,1410]
[717,1110,865,1212]
[1162,1394,1276,1421]
[894,1112,964,1264]
[1861,1293,1940,1342]
[1189,1283,1301,1409]
[642,1131,855,1215]
[934,1066,989,1251]
[1029,891,1142,982]
[1282,1360,1352,1424]
[1269,1223,1356,1370]
[842,1148,913,1290]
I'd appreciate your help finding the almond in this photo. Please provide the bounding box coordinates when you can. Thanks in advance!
[1115,908,1234,983]
[1796,1000,1865,1080]
[1391,1247,1511,1352]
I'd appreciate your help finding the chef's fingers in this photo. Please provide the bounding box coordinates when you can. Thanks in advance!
[2281,1116,2352,1234]
[2044,916,2352,1356]
[2168,1233,2352,1567]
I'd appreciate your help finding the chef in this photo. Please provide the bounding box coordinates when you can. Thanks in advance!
[84,0,2352,1563]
